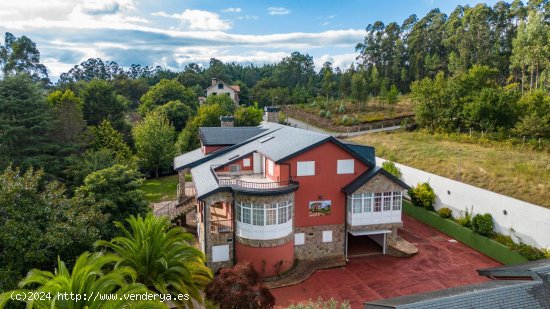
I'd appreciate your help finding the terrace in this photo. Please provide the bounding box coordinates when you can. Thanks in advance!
[213,169,299,194]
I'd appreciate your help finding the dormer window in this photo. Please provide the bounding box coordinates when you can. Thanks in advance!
[218,83,224,89]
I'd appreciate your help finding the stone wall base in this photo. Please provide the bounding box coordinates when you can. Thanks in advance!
[294,224,345,260]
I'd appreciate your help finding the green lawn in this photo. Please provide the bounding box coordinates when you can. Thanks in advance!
[139,174,179,203]
[351,130,550,208]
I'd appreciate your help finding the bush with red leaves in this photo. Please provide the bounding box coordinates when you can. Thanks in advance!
[205,262,275,309]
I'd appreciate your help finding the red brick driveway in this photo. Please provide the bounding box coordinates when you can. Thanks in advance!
[271,215,501,308]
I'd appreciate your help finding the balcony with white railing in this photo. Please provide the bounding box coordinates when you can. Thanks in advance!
[212,166,298,194]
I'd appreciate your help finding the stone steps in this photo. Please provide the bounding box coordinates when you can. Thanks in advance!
[387,236,418,258]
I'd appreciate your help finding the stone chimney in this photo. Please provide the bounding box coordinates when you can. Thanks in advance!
[220,115,234,127]
[264,106,280,123]
[211,78,217,86]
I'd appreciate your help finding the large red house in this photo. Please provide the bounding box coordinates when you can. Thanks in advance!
[174,113,409,277]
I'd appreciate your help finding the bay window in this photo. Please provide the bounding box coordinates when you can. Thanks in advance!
[236,200,293,227]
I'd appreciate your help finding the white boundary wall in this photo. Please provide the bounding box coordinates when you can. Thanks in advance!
[377,157,550,249]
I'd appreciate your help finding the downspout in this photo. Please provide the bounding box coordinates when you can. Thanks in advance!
[202,200,208,265]
[344,192,349,261]
[231,190,237,267]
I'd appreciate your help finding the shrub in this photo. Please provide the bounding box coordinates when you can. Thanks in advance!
[514,243,546,261]
[408,182,436,210]
[338,103,346,114]
[456,207,473,228]
[492,233,515,248]
[340,115,349,125]
[325,111,332,119]
[205,263,275,309]
[437,207,452,218]
[382,161,402,178]
[471,213,494,236]
[542,248,550,259]
[318,110,326,117]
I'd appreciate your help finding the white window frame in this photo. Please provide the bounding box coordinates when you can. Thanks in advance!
[297,161,315,176]
[322,230,333,243]
[295,233,305,246]
[212,245,230,262]
[337,159,354,174]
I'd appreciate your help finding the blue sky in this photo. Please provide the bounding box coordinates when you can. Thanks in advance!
[0,0,499,80]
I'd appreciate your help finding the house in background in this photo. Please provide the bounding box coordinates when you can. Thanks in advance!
[201,78,240,104]
[173,110,413,277]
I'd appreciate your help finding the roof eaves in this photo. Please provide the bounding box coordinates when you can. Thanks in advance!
[176,125,283,171]
[342,167,410,194]
[274,137,332,164]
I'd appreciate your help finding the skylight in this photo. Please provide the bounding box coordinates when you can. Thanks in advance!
[260,136,274,143]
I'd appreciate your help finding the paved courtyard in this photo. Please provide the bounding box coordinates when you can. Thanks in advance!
[271,215,502,308]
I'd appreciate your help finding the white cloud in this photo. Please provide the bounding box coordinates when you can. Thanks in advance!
[267,7,290,16]
[152,9,232,31]
[222,8,242,13]
[315,53,358,70]
[237,15,259,20]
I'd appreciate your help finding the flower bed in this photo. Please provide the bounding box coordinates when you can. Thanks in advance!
[403,201,527,265]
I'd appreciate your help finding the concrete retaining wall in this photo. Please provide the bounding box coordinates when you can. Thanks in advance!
[376,158,550,249]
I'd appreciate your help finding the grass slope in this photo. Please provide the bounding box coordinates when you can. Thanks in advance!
[139,174,178,203]
[351,130,550,208]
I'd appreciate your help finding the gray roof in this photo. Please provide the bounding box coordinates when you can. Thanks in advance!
[189,123,329,199]
[174,122,383,200]
[343,166,410,194]
[340,141,376,166]
[478,259,550,278]
[365,260,550,309]
[199,127,268,146]
[173,148,207,171]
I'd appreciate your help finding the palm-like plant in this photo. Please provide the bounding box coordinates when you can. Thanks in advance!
[95,214,212,306]
[0,252,167,308]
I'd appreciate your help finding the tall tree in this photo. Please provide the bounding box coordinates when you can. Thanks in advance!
[0,74,60,175]
[74,164,149,240]
[133,111,176,178]
[47,90,86,145]
[91,120,133,163]
[96,214,212,306]
[139,79,197,115]
[176,104,225,153]
[81,79,127,127]
[155,100,194,132]
[0,32,48,83]
[0,166,106,291]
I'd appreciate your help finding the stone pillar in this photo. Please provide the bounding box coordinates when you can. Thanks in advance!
[264,106,280,123]
[178,169,189,202]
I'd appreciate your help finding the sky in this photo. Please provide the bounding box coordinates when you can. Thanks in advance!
[0,0,500,80]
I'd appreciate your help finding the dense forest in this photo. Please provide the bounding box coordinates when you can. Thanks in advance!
[0,0,549,303]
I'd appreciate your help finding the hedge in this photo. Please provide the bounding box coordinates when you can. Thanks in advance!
[403,201,527,265]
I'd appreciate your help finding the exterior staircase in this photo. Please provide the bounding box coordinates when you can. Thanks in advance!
[153,196,196,222]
